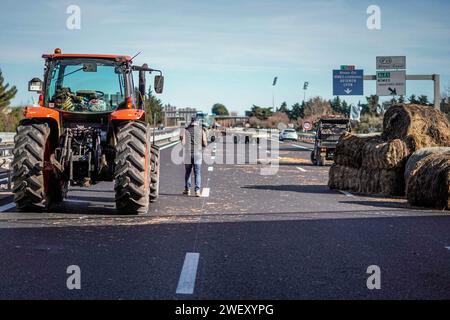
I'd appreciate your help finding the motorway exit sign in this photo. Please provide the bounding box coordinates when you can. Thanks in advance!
[376,70,406,96]
[333,69,364,96]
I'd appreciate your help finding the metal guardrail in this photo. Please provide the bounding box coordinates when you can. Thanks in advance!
[0,128,180,191]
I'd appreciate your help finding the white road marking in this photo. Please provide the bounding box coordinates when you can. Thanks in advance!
[296,166,307,172]
[211,156,216,160]
[208,166,213,172]
[201,188,210,197]
[290,144,312,151]
[159,141,180,150]
[339,190,355,197]
[65,199,90,204]
[0,202,15,212]
[176,252,200,295]
[270,138,283,144]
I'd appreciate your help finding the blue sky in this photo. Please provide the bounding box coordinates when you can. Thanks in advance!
[1,0,449,114]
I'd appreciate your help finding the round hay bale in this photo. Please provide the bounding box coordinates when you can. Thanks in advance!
[362,138,411,170]
[404,147,450,186]
[334,133,380,168]
[382,104,450,150]
[406,153,450,209]
[358,167,405,196]
[328,164,360,192]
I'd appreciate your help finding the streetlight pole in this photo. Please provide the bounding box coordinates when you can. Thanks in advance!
[272,77,278,111]
[303,81,309,103]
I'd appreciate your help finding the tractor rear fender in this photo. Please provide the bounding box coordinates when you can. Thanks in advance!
[110,109,145,122]
[109,109,147,146]
[22,106,61,147]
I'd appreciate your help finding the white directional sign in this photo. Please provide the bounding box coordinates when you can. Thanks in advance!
[376,71,406,96]
[376,56,406,70]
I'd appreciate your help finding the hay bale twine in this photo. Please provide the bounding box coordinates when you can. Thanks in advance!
[406,153,450,209]
[404,147,450,187]
[382,104,450,150]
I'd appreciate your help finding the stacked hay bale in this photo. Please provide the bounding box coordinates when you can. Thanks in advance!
[329,104,450,197]
[405,148,450,209]
[329,134,409,196]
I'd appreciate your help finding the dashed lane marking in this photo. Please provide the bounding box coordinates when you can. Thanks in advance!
[208,167,213,172]
[339,190,355,197]
[296,166,307,172]
[176,252,200,295]
[201,188,210,197]
[0,202,15,212]
[159,141,180,150]
[290,144,313,151]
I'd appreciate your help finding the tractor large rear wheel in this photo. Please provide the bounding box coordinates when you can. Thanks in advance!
[114,121,152,214]
[12,122,62,211]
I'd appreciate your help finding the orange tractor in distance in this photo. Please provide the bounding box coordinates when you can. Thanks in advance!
[12,49,164,214]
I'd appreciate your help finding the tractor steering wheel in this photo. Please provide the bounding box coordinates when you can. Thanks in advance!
[95,91,105,99]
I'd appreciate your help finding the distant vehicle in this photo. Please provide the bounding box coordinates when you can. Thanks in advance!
[279,128,298,141]
[311,117,350,166]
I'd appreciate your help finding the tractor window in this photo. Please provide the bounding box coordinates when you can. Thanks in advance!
[46,59,126,112]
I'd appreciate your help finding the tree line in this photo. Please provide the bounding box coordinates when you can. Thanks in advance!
[243,94,439,132]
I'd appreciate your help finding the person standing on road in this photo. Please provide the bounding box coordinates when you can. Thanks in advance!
[180,116,208,197]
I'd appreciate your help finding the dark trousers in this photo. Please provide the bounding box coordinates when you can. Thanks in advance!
[185,154,202,192]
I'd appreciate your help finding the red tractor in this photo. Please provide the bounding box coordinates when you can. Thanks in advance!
[12,49,164,214]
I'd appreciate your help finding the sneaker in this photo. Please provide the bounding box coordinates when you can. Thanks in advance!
[195,190,201,197]
[183,189,191,196]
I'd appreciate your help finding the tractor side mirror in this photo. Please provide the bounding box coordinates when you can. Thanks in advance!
[154,75,164,94]
[28,78,43,92]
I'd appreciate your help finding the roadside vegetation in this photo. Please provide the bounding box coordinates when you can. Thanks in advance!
[245,93,449,134]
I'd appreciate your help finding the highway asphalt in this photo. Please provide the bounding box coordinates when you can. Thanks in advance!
[0,137,449,299]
